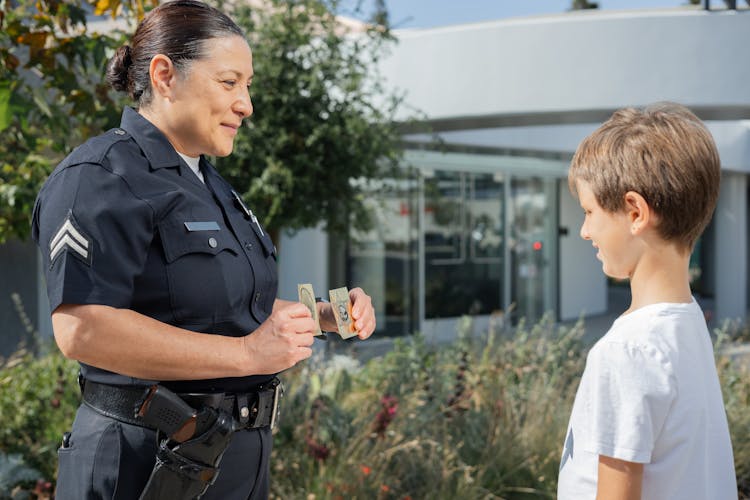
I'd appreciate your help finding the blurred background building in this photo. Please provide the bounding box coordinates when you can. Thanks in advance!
[278,5,750,341]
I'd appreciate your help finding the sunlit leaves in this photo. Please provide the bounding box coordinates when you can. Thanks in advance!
[215,0,405,236]
[0,0,133,242]
[0,82,10,132]
[93,0,121,17]
[0,0,403,243]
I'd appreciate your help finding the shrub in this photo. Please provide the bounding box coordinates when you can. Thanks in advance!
[0,344,79,488]
[270,315,586,499]
[716,323,750,497]
[0,317,747,498]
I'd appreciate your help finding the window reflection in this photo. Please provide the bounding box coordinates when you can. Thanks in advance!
[348,172,419,336]
[509,177,555,323]
[424,171,503,318]
[345,161,558,336]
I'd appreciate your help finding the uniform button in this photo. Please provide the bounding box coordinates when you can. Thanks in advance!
[244,242,253,250]
[255,292,261,302]
[114,129,125,135]
[240,406,249,419]
[208,237,217,248]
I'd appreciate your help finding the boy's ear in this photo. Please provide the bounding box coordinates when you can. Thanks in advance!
[148,54,178,101]
[624,191,652,235]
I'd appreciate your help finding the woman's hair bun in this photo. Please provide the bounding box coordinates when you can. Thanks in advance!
[106,45,133,93]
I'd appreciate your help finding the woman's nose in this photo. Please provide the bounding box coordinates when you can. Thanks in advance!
[235,89,253,118]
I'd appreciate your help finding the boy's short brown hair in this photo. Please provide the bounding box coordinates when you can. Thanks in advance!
[569,102,721,251]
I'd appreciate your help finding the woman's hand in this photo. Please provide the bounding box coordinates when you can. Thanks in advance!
[348,287,376,339]
[242,302,316,374]
[316,287,376,339]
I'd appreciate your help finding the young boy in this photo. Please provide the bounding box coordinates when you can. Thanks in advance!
[558,103,737,499]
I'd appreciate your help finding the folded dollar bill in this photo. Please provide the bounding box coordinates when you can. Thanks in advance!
[329,286,358,339]
[297,283,324,336]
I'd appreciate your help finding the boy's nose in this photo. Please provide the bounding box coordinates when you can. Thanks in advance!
[580,223,590,240]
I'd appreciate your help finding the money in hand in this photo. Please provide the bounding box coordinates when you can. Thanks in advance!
[329,287,358,339]
[297,283,323,337]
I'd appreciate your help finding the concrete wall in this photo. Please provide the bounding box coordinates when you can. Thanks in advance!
[0,240,51,357]
[714,173,748,322]
[382,9,750,123]
[277,225,329,302]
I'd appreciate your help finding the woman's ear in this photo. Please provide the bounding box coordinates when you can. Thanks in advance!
[148,54,177,101]
[624,191,652,235]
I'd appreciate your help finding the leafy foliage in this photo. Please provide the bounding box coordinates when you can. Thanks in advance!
[214,0,405,236]
[0,346,80,485]
[0,452,42,497]
[1,319,749,498]
[0,0,406,243]
[715,323,750,497]
[0,0,147,243]
[271,315,587,499]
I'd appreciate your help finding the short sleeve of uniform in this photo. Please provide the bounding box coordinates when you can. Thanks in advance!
[32,163,154,311]
[577,340,676,463]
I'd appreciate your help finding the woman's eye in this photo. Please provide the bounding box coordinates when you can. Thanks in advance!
[223,80,236,87]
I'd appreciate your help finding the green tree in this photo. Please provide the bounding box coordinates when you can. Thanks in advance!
[0,0,405,243]
[216,0,404,238]
[0,0,152,243]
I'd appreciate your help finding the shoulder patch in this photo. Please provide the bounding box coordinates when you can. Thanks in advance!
[49,211,92,266]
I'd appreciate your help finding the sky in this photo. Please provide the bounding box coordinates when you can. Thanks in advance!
[343,0,699,29]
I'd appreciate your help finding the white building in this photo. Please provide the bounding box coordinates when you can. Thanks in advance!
[278,5,750,341]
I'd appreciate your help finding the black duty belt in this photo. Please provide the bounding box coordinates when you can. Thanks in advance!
[81,378,282,430]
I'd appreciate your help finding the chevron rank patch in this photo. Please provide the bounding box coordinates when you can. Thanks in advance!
[49,212,92,266]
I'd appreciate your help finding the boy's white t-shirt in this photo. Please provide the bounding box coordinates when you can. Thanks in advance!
[558,299,736,499]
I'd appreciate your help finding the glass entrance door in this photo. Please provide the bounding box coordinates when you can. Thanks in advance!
[423,170,504,319]
[509,177,558,323]
[345,151,563,338]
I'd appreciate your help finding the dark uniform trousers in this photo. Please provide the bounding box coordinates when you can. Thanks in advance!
[56,404,272,500]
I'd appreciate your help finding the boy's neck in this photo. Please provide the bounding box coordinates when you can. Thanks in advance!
[627,244,693,314]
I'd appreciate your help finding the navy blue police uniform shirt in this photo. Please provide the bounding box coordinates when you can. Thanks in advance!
[31,107,278,393]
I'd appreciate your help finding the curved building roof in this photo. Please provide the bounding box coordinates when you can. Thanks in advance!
[383,7,750,129]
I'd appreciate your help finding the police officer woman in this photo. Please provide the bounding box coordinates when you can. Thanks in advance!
[31,1,376,498]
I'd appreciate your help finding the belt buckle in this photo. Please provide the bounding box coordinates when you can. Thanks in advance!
[270,380,283,430]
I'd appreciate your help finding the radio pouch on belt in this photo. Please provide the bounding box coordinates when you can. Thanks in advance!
[135,385,235,500]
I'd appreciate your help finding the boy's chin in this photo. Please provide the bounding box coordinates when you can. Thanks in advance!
[602,265,629,281]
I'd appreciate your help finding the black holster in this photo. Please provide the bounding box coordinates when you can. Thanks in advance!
[137,388,235,500]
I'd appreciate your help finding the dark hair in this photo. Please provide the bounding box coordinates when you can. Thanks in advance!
[569,102,721,251]
[106,0,244,105]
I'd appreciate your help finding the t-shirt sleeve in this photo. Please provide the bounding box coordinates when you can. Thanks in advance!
[32,163,154,311]
[578,340,676,463]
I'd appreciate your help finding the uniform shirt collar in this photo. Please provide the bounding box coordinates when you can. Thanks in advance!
[119,107,186,171]
[199,157,224,190]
